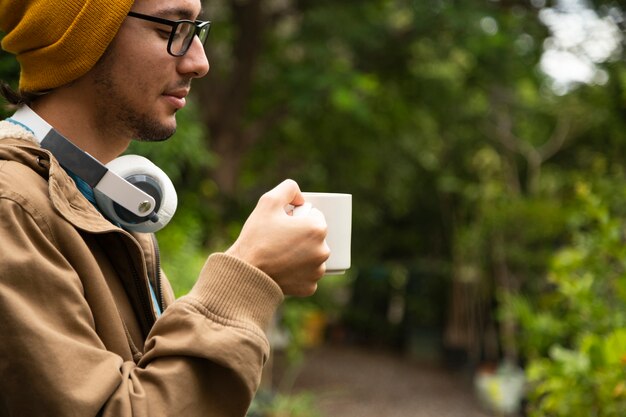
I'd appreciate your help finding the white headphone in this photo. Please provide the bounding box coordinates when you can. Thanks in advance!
[10,105,177,233]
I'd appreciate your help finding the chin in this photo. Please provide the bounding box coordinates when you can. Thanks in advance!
[134,116,177,142]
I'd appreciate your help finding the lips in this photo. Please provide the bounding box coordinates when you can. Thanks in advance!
[162,88,189,110]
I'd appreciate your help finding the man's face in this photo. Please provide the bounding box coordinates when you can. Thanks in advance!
[87,0,209,142]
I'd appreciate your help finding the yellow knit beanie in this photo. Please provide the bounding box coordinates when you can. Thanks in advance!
[0,0,135,92]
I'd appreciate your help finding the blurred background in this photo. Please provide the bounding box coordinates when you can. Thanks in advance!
[2,0,626,415]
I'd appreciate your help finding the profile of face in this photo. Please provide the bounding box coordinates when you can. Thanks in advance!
[86,0,210,142]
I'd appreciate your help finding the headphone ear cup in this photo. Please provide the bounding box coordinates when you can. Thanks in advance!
[94,155,177,233]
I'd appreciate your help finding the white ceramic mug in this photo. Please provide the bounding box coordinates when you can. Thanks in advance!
[292,192,352,275]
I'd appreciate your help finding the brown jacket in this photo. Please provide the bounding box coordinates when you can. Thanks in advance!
[0,121,284,417]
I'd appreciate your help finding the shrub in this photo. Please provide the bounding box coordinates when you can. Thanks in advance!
[512,178,626,416]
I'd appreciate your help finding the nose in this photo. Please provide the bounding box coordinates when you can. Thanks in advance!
[178,36,210,78]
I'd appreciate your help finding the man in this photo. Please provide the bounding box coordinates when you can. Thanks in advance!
[0,0,329,416]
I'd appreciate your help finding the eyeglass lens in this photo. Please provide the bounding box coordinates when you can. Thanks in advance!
[171,22,210,56]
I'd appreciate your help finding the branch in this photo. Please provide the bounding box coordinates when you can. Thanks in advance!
[537,115,571,163]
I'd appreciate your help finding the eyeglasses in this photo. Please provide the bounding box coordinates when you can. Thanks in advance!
[127,11,211,57]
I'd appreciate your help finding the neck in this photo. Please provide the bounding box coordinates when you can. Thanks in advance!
[30,90,130,164]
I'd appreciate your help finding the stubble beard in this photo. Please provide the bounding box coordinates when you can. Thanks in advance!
[92,51,177,143]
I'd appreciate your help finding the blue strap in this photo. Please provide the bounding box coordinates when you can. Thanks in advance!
[6,117,35,135]
[148,282,162,317]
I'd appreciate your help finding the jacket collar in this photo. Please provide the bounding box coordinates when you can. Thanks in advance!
[0,120,121,234]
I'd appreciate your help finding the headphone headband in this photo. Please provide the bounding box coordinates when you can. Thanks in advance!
[10,105,158,219]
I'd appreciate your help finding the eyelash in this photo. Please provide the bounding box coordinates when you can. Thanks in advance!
[157,29,170,38]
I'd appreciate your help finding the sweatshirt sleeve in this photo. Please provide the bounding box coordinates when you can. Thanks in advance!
[0,188,284,417]
[130,254,285,417]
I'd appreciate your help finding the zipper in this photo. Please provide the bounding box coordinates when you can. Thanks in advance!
[122,238,156,334]
[95,233,153,357]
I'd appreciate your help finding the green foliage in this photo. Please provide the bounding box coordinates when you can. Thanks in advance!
[0,35,20,118]
[510,175,626,416]
[247,390,321,417]
[0,33,18,84]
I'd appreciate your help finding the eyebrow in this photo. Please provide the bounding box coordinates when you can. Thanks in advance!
[153,6,205,21]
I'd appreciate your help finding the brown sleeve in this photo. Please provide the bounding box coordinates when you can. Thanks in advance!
[0,191,283,417]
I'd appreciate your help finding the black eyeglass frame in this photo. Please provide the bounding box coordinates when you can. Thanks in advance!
[127,11,211,57]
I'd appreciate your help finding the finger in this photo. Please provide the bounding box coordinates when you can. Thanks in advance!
[321,241,331,263]
[308,207,327,228]
[291,202,313,217]
[263,179,304,209]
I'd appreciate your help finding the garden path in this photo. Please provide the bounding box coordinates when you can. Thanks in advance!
[291,344,494,417]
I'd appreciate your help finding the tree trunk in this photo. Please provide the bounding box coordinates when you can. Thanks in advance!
[198,0,266,195]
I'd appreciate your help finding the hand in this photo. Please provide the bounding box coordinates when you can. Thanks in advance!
[226,179,330,296]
